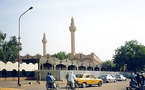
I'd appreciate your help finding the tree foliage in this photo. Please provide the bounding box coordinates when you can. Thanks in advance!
[0,32,6,47]
[101,60,115,71]
[0,32,21,63]
[52,51,69,60]
[113,40,145,72]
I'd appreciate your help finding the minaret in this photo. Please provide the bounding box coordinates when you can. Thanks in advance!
[69,17,76,56]
[42,33,47,56]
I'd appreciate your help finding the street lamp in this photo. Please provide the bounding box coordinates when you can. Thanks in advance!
[18,7,33,86]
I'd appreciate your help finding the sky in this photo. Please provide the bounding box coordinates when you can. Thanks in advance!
[0,0,145,61]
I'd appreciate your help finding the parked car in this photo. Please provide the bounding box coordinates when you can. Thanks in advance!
[115,74,127,81]
[75,74,103,88]
[98,74,116,83]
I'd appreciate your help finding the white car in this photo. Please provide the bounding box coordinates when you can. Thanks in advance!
[115,75,127,81]
[98,74,116,83]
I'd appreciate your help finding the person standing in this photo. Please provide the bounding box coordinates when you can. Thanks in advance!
[65,72,69,84]
[37,72,41,84]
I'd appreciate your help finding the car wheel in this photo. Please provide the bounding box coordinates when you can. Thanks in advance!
[107,80,110,83]
[82,82,87,88]
[89,85,92,87]
[98,81,102,87]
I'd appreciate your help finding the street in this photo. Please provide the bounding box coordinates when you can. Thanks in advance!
[12,80,130,90]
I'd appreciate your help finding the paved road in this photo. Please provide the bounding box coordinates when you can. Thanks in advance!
[18,80,129,90]
[0,80,130,90]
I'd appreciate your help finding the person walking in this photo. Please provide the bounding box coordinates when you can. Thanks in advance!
[65,72,69,85]
[37,72,41,84]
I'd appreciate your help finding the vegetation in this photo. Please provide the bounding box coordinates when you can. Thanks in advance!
[0,32,21,63]
[52,51,69,60]
[101,60,115,71]
[113,40,145,72]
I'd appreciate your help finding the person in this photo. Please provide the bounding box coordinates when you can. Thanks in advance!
[46,72,55,89]
[67,71,77,89]
[65,72,69,85]
[140,71,144,86]
[49,73,55,81]
[135,73,142,87]
[130,78,138,89]
[49,73,56,88]
[37,72,41,84]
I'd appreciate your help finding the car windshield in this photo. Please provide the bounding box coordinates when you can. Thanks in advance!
[76,74,83,78]
[100,75,107,77]
[115,75,120,77]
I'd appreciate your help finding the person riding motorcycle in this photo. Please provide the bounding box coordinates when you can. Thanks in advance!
[67,71,77,89]
[46,72,56,89]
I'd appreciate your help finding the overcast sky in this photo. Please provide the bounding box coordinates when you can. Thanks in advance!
[0,0,145,61]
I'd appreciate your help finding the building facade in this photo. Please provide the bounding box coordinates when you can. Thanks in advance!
[22,17,102,71]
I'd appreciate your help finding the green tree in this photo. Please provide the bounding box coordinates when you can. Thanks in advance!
[0,32,6,47]
[113,40,145,72]
[101,60,115,71]
[52,51,69,60]
[0,32,21,63]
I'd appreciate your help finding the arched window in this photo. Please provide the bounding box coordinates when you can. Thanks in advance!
[56,64,66,70]
[94,67,99,71]
[21,70,26,77]
[87,67,93,71]
[12,69,17,77]
[68,65,77,70]
[101,68,105,71]
[2,69,7,77]
[44,63,53,70]
[78,66,86,71]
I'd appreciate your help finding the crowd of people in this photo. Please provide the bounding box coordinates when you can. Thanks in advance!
[129,72,145,89]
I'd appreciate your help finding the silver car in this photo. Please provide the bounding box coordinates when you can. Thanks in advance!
[115,75,127,81]
[98,74,116,83]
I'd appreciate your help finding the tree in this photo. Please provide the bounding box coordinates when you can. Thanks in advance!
[101,60,115,71]
[0,32,6,47]
[52,51,69,60]
[113,40,145,72]
[0,32,21,63]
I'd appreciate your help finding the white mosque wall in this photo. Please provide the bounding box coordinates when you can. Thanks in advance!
[0,61,38,71]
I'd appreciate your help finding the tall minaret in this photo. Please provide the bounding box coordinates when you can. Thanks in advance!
[69,17,76,56]
[42,33,47,56]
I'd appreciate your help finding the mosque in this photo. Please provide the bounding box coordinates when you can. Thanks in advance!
[22,18,102,71]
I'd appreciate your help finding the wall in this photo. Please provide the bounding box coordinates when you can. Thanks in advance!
[34,70,132,81]
[0,61,38,71]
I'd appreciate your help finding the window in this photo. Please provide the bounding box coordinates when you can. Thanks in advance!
[86,75,90,78]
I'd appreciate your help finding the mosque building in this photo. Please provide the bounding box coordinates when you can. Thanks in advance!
[22,18,102,71]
